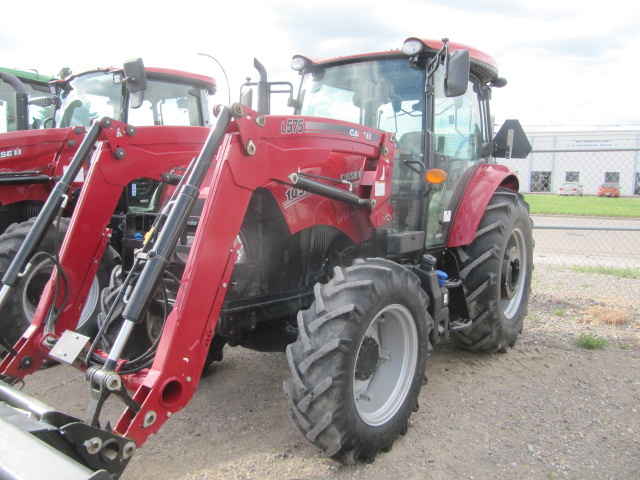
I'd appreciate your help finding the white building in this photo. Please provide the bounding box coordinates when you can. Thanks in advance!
[501,128,640,196]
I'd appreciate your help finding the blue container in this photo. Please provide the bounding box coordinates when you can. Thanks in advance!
[436,270,448,286]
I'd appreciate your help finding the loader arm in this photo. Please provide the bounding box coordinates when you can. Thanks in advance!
[0,104,394,478]
[103,108,396,443]
[1,124,212,377]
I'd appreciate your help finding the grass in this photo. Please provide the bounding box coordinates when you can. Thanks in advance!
[570,265,639,279]
[524,194,640,218]
[582,306,631,326]
[554,309,564,316]
[573,333,608,350]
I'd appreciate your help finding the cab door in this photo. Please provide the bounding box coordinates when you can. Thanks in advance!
[425,70,487,248]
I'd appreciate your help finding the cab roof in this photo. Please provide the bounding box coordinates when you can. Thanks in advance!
[296,37,500,85]
[0,67,56,84]
[54,67,216,93]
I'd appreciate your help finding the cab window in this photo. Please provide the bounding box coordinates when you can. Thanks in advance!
[127,80,202,126]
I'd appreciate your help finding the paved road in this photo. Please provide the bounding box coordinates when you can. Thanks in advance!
[531,215,640,267]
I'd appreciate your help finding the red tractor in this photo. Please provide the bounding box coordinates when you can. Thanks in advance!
[0,60,216,347]
[0,37,531,478]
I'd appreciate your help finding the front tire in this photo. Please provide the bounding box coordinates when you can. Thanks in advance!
[284,258,432,462]
[451,188,533,353]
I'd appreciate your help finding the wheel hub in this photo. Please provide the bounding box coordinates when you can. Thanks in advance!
[502,246,520,300]
[355,336,380,381]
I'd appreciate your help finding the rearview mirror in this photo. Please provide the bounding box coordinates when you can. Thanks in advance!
[123,58,147,109]
[444,49,469,98]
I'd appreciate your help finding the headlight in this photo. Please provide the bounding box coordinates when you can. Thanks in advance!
[402,39,424,56]
[291,55,309,72]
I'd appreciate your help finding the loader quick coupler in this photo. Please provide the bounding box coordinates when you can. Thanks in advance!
[0,380,133,478]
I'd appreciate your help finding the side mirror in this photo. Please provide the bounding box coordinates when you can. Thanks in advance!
[444,49,470,98]
[493,119,532,159]
[123,58,147,109]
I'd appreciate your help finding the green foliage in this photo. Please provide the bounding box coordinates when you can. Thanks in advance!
[573,333,608,350]
[57,67,72,79]
[524,195,640,218]
[554,309,564,316]
[570,265,639,279]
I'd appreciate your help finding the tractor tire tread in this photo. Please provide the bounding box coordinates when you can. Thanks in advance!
[285,258,432,462]
[450,188,533,353]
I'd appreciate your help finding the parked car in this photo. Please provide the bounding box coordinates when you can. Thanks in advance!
[558,182,584,196]
[597,182,620,197]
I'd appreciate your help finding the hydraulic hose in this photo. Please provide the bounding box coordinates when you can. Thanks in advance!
[103,106,232,369]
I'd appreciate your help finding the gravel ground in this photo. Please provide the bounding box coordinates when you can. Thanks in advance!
[20,260,640,480]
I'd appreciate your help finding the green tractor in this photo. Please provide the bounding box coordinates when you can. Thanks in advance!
[0,67,56,132]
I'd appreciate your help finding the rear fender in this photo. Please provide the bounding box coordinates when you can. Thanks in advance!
[447,164,519,248]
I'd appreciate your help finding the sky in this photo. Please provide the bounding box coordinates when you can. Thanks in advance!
[2,0,639,130]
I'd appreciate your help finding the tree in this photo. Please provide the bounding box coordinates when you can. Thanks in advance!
[58,67,72,79]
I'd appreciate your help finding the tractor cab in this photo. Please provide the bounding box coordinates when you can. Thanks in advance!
[0,67,56,132]
[51,63,216,129]
[291,38,530,254]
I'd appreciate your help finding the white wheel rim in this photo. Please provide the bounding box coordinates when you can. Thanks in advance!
[353,303,418,426]
[501,227,527,319]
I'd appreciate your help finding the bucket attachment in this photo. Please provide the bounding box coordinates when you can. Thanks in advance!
[0,382,132,479]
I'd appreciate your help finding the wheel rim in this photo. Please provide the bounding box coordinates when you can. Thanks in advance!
[22,258,99,329]
[353,304,418,426]
[501,227,527,319]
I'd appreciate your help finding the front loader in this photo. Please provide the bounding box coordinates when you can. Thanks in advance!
[0,37,532,478]
[0,59,217,350]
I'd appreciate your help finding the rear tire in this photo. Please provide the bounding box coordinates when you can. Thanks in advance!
[451,188,533,353]
[284,258,432,462]
[0,218,116,347]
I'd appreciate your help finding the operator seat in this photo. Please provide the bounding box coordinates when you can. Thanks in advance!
[397,131,422,158]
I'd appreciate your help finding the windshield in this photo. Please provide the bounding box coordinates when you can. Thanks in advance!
[55,71,122,128]
[298,58,427,238]
[298,58,425,140]
[55,72,206,128]
[127,79,204,126]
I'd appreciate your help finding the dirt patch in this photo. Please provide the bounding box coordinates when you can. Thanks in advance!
[19,262,640,480]
[582,305,634,326]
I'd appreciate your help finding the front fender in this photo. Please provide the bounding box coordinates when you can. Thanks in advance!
[447,164,519,248]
